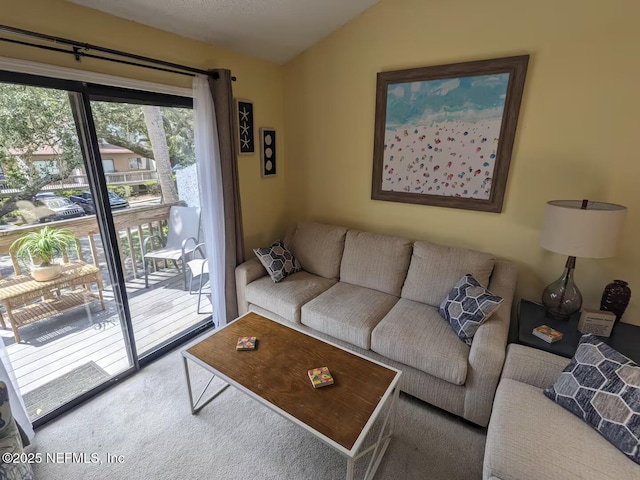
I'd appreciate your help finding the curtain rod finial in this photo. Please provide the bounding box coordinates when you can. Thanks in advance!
[208,71,236,81]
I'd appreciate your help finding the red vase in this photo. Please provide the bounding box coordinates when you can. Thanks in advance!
[600,280,631,322]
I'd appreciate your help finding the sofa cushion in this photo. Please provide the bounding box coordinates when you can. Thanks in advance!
[485,379,640,480]
[339,230,412,296]
[371,299,469,385]
[288,222,347,279]
[253,240,301,282]
[401,241,495,307]
[439,274,503,345]
[301,282,398,349]
[246,271,336,324]
[544,334,640,465]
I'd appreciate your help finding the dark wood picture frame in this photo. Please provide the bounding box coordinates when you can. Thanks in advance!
[236,99,255,155]
[371,55,529,213]
[260,127,277,177]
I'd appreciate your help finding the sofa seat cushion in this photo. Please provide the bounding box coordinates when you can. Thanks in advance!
[246,271,337,324]
[371,299,470,385]
[301,282,398,349]
[484,379,640,480]
[401,241,495,307]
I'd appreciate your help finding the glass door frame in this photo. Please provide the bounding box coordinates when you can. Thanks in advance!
[0,69,213,428]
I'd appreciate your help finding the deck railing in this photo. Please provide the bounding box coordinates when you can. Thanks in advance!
[0,171,158,195]
[0,202,179,280]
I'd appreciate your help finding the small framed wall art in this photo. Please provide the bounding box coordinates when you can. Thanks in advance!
[260,127,277,177]
[236,99,255,154]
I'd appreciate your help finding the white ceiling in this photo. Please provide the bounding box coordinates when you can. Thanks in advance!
[69,0,381,64]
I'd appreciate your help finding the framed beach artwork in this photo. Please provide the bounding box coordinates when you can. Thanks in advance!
[371,55,529,212]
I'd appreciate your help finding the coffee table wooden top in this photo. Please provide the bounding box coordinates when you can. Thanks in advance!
[185,312,400,451]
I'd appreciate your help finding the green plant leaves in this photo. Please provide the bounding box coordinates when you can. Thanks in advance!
[10,226,76,267]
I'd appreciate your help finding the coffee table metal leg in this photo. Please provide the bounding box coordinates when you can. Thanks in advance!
[183,356,229,414]
[346,458,355,480]
[346,385,400,480]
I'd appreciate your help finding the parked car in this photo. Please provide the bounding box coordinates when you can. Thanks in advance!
[69,191,129,214]
[29,192,86,223]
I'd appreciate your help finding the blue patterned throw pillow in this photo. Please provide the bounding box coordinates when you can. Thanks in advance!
[0,382,34,480]
[544,334,640,465]
[253,240,301,283]
[439,274,503,345]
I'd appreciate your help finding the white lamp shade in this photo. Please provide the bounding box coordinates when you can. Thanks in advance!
[540,200,627,258]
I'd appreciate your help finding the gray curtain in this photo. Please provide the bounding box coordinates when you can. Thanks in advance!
[208,69,245,322]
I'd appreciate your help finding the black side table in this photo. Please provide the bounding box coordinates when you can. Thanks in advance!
[517,299,640,363]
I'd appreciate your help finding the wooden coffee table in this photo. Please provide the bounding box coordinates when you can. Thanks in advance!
[182,312,402,480]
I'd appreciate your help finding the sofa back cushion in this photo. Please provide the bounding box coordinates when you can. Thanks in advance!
[340,230,412,296]
[289,222,347,279]
[402,241,495,307]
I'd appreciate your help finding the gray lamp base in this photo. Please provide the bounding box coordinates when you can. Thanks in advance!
[542,256,583,321]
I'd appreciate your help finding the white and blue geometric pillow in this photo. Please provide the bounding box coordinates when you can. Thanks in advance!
[439,274,503,345]
[253,240,301,283]
[0,381,34,479]
[544,334,640,465]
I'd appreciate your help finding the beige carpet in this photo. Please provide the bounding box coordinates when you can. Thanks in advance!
[28,349,486,479]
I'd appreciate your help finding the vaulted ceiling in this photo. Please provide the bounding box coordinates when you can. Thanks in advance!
[69,0,382,64]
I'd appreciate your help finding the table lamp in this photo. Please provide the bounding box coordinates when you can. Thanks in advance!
[540,200,627,320]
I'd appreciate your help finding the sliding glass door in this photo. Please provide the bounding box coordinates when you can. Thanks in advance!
[89,95,211,357]
[0,72,212,426]
[0,81,133,422]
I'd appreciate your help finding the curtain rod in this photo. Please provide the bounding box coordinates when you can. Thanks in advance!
[0,24,236,81]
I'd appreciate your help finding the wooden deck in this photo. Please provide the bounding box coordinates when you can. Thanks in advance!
[1,268,211,400]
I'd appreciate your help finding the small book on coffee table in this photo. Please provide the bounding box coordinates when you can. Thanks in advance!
[532,325,563,343]
[236,336,257,350]
[308,366,334,388]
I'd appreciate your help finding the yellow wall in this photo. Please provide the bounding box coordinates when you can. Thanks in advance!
[0,0,287,257]
[1,0,637,325]
[283,0,640,325]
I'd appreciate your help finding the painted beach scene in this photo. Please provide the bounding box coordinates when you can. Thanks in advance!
[382,73,510,199]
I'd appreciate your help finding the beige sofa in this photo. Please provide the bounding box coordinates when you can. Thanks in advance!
[236,222,517,427]
[484,344,640,479]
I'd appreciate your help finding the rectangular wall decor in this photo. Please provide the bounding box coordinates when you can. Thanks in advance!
[260,127,277,177]
[371,55,529,213]
[236,99,255,154]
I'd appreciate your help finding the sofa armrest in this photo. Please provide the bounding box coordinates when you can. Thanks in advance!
[501,343,570,389]
[235,257,267,315]
[463,259,516,426]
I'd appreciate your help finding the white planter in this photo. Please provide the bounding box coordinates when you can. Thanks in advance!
[30,264,62,282]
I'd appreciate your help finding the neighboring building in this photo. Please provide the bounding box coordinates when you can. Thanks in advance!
[2,143,156,193]
[19,143,154,177]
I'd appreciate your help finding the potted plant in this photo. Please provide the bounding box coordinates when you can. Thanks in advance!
[10,226,77,281]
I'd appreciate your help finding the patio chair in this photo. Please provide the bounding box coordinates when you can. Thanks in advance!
[142,206,201,288]
[185,243,211,314]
